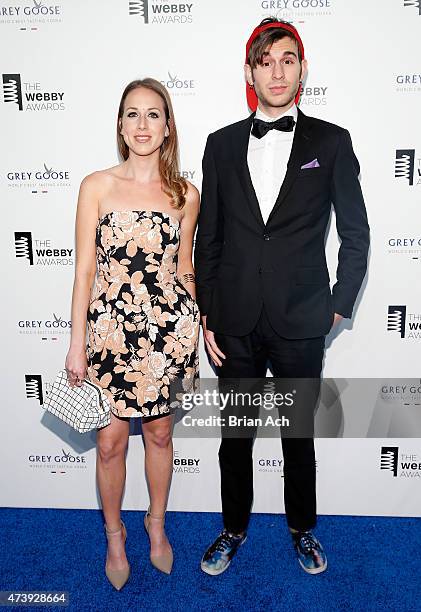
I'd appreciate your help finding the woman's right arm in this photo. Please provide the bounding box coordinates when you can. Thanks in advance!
[65,173,101,387]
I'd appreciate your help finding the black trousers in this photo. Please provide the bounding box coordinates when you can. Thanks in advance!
[215,305,325,533]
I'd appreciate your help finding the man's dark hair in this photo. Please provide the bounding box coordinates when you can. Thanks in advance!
[246,17,303,68]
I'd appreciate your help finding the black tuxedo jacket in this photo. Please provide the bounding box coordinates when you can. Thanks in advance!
[194,108,370,339]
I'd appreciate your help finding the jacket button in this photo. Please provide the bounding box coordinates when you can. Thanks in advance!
[263,233,270,241]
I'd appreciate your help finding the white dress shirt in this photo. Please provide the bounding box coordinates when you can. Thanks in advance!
[247,104,298,225]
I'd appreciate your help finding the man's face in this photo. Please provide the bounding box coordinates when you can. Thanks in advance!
[245,37,307,115]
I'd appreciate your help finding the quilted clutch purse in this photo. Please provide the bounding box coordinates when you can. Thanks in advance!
[43,369,111,433]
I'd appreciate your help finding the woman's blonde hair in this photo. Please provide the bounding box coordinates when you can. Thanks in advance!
[117,78,187,209]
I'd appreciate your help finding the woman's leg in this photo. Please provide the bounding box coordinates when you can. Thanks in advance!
[142,414,173,556]
[97,412,130,570]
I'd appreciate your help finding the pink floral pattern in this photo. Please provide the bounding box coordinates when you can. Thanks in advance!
[86,210,200,418]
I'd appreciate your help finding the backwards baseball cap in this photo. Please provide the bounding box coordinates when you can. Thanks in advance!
[245,21,305,112]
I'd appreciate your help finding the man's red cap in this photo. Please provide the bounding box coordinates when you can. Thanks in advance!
[245,21,305,112]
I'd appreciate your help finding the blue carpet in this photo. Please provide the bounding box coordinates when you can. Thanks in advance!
[0,509,420,612]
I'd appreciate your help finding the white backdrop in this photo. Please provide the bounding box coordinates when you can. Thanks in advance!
[1,0,421,516]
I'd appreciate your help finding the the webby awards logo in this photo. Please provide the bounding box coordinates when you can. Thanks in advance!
[381,446,421,478]
[2,73,65,111]
[403,0,421,15]
[395,149,420,186]
[299,85,328,107]
[129,0,193,24]
[387,305,421,340]
[25,374,44,404]
[14,231,74,267]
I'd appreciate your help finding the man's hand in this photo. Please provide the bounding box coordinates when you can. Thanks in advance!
[201,315,226,367]
[332,313,343,326]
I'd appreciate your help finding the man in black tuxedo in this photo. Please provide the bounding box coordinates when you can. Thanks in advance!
[195,18,369,575]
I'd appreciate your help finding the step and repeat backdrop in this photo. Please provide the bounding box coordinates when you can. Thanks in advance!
[1,0,420,516]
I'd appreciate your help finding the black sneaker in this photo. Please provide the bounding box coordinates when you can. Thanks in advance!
[200,529,247,575]
[292,530,327,574]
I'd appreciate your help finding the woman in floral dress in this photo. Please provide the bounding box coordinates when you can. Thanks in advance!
[65,78,200,589]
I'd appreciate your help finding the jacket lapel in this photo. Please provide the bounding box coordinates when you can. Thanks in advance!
[266,108,312,225]
[231,108,313,228]
[232,113,265,228]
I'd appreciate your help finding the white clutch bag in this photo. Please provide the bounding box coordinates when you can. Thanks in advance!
[43,369,111,433]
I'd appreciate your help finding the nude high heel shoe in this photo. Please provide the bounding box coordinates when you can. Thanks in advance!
[104,520,131,590]
[144,508,173,575]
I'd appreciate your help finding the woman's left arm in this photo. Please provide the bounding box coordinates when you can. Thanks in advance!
[177,182,200,300]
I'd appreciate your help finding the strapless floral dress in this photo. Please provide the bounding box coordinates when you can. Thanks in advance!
[86,209,200,418]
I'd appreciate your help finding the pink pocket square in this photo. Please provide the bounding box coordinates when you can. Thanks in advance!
[301,158,320,169]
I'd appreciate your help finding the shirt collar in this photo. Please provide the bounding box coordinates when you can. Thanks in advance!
[255,103,298,124]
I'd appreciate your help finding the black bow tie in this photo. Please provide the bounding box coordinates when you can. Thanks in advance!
[251,115,295,139]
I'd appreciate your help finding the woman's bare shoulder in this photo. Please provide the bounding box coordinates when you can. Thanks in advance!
[179,180,199,223]
[81,164,121,184]
[185,180,200,204]
[79,164,123,195]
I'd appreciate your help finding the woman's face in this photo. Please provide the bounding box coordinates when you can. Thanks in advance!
[120,87,169,158]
